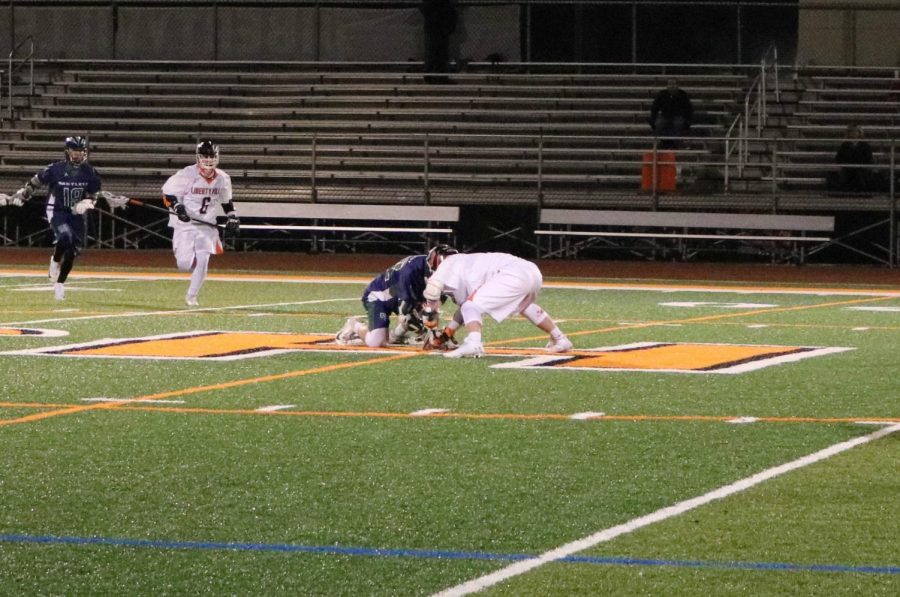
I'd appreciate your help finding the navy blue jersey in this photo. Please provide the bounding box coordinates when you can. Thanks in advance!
[361,254,430,331]
[367,254,429,304]
[37,160,102,211]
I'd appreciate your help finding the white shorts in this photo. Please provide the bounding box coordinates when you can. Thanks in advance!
[468,260,542,322]
[172,225,221,262]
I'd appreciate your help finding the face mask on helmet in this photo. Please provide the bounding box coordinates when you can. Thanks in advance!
[426,244,458,273]
[196,140,219,176]
[64,136,89,166]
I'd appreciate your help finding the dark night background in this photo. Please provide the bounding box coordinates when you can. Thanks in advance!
[526,0,799,64]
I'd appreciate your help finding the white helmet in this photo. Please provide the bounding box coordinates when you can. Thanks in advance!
[196,139,219,176]
[426,244,458,273]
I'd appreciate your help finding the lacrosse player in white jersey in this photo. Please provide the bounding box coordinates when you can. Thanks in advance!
[162,139,239,307]
[423,251,573,358]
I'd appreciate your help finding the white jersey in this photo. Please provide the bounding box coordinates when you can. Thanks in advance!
[429,253,542,322]
[161,164,233,228]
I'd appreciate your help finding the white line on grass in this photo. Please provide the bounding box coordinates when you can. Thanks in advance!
[411,408,451,416]
[0,297,357,327]
[570,412,606,420]
[726,416,759,424]
[256,405,296,412]
[432,423,900,597]
[82,398,185,404]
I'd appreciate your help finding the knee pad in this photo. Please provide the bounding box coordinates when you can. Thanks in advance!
[521,303,547,325]
[460,301,484,325]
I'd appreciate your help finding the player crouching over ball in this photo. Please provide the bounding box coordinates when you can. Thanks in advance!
[422,251,573,358]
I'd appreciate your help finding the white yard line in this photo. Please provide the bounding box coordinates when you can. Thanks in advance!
[432,423,900,597]
[548,282,900,298]
[0,297,357,327]
[256,405,296,413]
[82,398,185,404]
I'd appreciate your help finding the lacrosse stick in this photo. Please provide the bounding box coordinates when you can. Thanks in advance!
[126,197,223,230]
[95,190,132,211]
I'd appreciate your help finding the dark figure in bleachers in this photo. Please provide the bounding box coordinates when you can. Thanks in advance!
[828,124,879,193]
[421,0,457,84]
[649,79,693,149]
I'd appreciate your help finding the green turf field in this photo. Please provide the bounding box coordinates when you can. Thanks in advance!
[0,266,897,596]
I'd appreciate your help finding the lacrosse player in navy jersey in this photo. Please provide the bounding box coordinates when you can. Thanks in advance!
[162,139,239,307]
[2,136,101,300]
[336,244,458,347]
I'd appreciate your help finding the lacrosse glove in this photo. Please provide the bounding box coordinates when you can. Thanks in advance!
[73,199,95,215]
[225,213,240,234]
[10,187,30,207]
[174,203,190,222]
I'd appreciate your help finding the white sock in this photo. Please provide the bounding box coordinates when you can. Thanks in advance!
[466,331,482,345]
[550,326,564,340]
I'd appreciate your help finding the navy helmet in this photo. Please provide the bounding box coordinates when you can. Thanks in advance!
[64,136,89,165]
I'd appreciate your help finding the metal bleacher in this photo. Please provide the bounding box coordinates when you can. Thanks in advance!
[1,60,896,263]
[754,66,898,199]
[0,61,745,208]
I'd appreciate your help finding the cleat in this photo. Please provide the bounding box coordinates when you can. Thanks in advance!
[48,257,60,283]
[335,316,361,344]
[545,336,573,353]
[53,282,65,301]
[185,294,199,307]
[444,338,485,359]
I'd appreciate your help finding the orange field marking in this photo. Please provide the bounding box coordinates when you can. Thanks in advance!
[2,282,895,428]
[0,352,417,427]
[495,294,897,346]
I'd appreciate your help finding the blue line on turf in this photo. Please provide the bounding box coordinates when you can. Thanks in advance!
[0,534,896,575]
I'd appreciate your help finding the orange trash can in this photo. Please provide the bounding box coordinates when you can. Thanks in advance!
[641,151,677,192]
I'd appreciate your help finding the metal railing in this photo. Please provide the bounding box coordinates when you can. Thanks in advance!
[6,36,35,120]
[2,131,895,262]
[725,44,780,183]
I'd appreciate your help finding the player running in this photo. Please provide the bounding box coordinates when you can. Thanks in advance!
[162,139,240,307]
[2,136,102,300]
[336,244,458,347]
